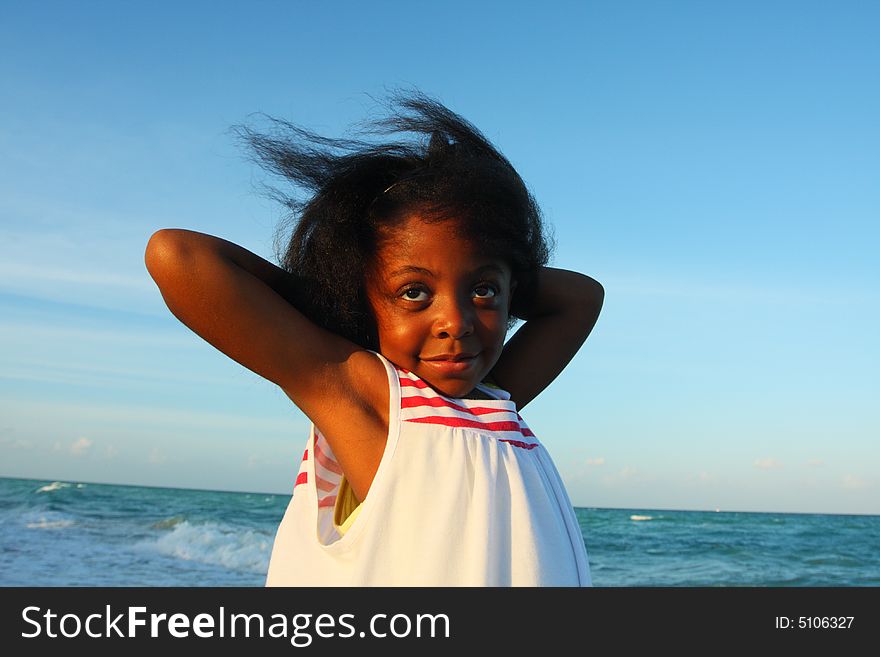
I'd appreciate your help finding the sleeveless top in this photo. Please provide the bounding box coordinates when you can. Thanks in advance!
[265,351,592,586]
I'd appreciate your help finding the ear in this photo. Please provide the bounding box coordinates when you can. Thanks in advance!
[507,279,518,312]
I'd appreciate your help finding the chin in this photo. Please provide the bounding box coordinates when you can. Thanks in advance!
[438,382,473,398]
[419,374,478,399]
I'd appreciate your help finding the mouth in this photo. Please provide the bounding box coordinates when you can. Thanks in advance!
[420,352,480,374]
[422,353,478,362]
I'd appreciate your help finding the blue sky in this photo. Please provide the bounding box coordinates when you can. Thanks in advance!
[1,1,877,514]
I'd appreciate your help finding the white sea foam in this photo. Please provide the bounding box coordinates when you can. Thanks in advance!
[151,515,187,529]
[630,515,653,521]
[146,520,271,574]
[24,511,75,529]
[26,517,75,529]
[36,481,71,493]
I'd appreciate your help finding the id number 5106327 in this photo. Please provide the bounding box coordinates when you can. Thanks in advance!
[775,616,854,629]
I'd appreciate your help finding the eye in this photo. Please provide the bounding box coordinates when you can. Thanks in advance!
[473,284,498,299]
[401,287,429,302]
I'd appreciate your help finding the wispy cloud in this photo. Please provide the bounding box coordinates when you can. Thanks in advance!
[0,261,152,292]
[0,435,33,450]
[604,273,871,307]
[842,475,870,490]
[246,450,292,469]
[0,398,304,435]
[754,458,783,470]
[0,357,256,389]
[148,448,167,465]
[601,466,642,485]
[585,457,605,466]
[0,216,162,315]
[70,437,93,456]
[0,321,194,349]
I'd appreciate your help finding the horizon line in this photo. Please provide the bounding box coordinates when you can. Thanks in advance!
[2,474,877,518]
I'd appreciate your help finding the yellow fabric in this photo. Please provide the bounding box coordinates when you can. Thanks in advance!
[333,476,362,536]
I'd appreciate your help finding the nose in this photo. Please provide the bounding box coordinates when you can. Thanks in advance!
[432,295,475,339]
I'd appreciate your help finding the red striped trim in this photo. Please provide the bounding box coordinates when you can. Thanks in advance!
[405,415,535,437]
[315,476,336,492]
[295,471,308,486]
[399,376,430,389]
[402,395,514,417]
[398,369,514,403]
[314,440,343,475]
[318,495,337,508]
[300,449,308,462]
[499,439,539,450]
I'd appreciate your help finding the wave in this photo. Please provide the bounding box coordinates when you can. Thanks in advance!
[151,515,187,530]
[23,511,76,530]
[630,515,653,521]
[26,517,75,529]
[142,520,272,574]
[35,481,71,493]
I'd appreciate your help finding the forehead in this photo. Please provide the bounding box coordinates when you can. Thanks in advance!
[372,214,510,278]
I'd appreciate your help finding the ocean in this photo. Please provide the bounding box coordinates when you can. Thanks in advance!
[1,476,877,587]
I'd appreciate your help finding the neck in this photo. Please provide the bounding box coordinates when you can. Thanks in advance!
[462,387,494,401]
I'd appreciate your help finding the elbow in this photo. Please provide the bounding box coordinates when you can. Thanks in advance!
[578,274,605,310]
[576,276,604,326]
[144,229,190,284]
[588,277,604,302]
[144,229,171,280]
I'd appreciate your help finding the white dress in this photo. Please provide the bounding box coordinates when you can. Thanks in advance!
[265,351,591,586]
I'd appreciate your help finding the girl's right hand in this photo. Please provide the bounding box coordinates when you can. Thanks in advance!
[144,229,389,501]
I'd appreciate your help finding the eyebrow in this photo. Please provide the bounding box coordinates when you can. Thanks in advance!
[388,263,506,278]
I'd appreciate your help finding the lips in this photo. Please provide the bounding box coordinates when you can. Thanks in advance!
[421,352,480,375]
[422,353,478,362]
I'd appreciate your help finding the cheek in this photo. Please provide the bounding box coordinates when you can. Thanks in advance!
[368,297,397,335]
[478,311,509,342]
[377,312,423,351]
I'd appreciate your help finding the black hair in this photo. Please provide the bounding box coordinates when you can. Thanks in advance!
[235,90,552,349]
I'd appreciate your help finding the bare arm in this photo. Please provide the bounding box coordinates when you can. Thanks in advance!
[144,229,389,500]
[490,267,604,409]
[145,229,347,391]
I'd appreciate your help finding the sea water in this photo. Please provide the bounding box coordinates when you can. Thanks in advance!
[1,477,877,586]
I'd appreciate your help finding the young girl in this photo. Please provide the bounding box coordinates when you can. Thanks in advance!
[145,92,604,586]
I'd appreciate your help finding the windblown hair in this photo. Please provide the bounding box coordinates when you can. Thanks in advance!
[235,90,552,349]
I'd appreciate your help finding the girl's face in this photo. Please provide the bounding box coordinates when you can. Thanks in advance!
[365,213,515,398]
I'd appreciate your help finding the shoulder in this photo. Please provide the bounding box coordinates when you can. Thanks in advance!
[287,349,391,502]
[294,349,390,427]
[343,350,392,416]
